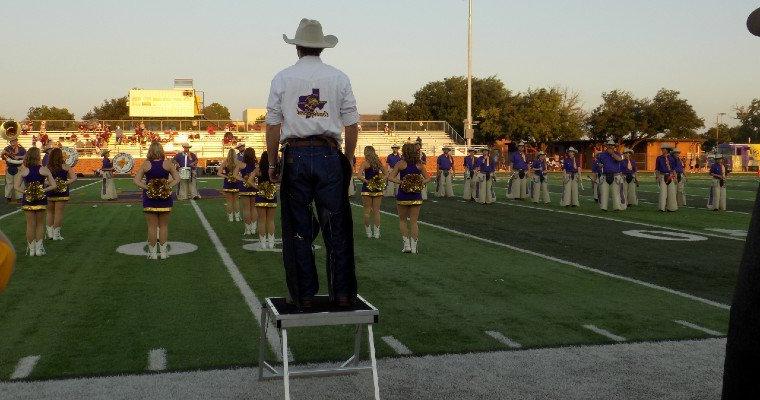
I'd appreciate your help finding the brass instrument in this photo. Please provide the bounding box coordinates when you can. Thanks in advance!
[1,120,20,141]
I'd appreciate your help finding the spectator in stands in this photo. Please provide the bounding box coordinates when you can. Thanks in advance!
[115,126,123,144]
[207,124,217,135]
[384,123,390,135]
[223,131,235,145]
[39,120,47,135]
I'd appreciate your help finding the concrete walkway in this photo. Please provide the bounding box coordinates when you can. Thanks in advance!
[0,338,725,400]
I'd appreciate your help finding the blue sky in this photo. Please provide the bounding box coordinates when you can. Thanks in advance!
[1,0,758,129]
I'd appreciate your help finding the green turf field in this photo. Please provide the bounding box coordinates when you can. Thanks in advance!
[0,173,753,381]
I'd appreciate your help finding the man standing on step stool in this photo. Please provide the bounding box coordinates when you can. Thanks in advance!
[266,18,359,309]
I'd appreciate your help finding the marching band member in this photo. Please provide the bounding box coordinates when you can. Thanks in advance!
[621,148,639,206]
[3,136,25,203]
[671,148,687,207]
[219,148,245,222]
[14,147,56,256]
[507,141,529,200]
[235,142,246,161]
[435,146,455,197]
[134,141,179,260]
[475,148,496,204]
[99,149,117,200]
[655,143,678,212]
[251,151,278,249]
[237,148,260,236]
[416,139,429,200]
[531,151,550,204]
[45,148,76,241]
[174,143,200,200]
[357,146,387,239]
[597,140,626,211]
[388,143,430,253]
[561,147,580,207]
[384,144,401,197]
[462,148,477,201]
[708,154,728,211]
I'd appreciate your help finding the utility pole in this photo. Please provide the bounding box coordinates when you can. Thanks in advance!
[465,0,473,149]
[716,112,726,144]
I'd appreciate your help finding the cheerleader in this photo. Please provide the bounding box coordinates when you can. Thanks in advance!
[133,141,180,260]
[45,148,76,240]
[13,147,56,256]
[100,149,117,200]
[218,148,245,222]
[250,151,278,249]
[357,146,387,239]
[237,148,259,236]
[388,143,430,254]
[531,151,550,204]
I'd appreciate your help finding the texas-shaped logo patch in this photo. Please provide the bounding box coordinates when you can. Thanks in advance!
[297,89,329,118]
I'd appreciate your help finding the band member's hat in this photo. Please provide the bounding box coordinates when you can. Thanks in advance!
[181,142,192,148]
[567,147,578,153]
[623,148,633,154]
[537,151,545,155]
[283,19,338,49]
[443,146,452,151]
[517,140,526,147]
[660,143,673,149]
[671,148,681,153]
[391,144,400,149]
[236,142,245,149]
[101,149,110,156]
[482,147,490,152]
[467,148,476,153]
[605,139,616,146]
[714,154,724,159]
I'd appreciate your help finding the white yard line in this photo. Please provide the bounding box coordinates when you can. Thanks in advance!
[493,200,746,240]
[583,325,626,342]
[10,355,41,380]
[356,204,731,311]
[674,320,724,336]
[147,348,167,371]
[381,336,413,355]
[0,180,99,221]
[485,331,522,349]
[190,200,288,362]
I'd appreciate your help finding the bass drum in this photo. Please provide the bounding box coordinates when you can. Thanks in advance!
[61,147,78,167]
[113,152,135,174]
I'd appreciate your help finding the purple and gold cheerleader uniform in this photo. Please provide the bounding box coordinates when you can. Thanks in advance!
[47,169,70,202]
[396,163,424,206]
[143,160,173,213]
[361,167,384,197]
[221,166,240,193]
[22,166,48,211]
[254,175,277,208]
[238,162,258,197]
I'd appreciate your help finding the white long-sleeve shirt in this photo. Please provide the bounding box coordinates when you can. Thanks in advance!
[265,56,359,142]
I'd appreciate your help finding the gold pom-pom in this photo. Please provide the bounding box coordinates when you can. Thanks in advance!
[24,182,46,201]
[367,174,387,192]
[242,174,255,189]
[258,181,277,199]
[225,172,238,184]
[400,174,424,193]
[55,178,68,193]
[146,178,172,199]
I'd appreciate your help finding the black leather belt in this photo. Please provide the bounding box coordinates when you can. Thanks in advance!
[285,135,338,148]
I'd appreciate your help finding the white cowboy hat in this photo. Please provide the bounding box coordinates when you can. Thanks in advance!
[671,148,681,153]
[605,139,616,146]
[391,144,400,149]
[567,147,578,153]
[517,140,526,146]
[181,142,192,148]
[623,148,633,154]
[101,149,111,156]
[283,19,338,49]
[660,143,673,149]
[714,154,724,159]
[537,151,545,156]
[235,142,246,149]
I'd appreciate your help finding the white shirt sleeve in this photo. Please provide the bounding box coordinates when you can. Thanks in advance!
[339,75,360,127]
[265,74,284,126]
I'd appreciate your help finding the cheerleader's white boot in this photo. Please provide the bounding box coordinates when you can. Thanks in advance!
[35,240,46,256]
[27,242,36,257]
[365,225,372,238]
[159,242,169,260]
[53,227,64,241]
[267,234,275,249]
[243,224,251,236]
[373,225,381,239]
[410,238,418,254]
[46,226,53,240]
[234,212,241,222]
[259,236,267,249]
[402,237,411,253]
[252,221,258,234]
[228,213,234,222]
[147,244,158,260]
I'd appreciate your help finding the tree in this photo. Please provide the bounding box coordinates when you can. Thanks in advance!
[27,105,74,121]
[202,102,231,120]
[644,89,704,139]
[82,96,129,120]
[587,90,642,143]
[734,98,760,142]
[381,100,410,120]
[504,87,586,144]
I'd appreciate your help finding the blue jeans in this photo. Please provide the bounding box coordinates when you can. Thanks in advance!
[280,145,357,304]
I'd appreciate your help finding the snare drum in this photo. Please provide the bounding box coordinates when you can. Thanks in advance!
[179,167,192,180]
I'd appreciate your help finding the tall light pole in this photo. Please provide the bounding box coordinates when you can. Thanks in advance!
[465,0,473,149]
[716,112,726,144]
